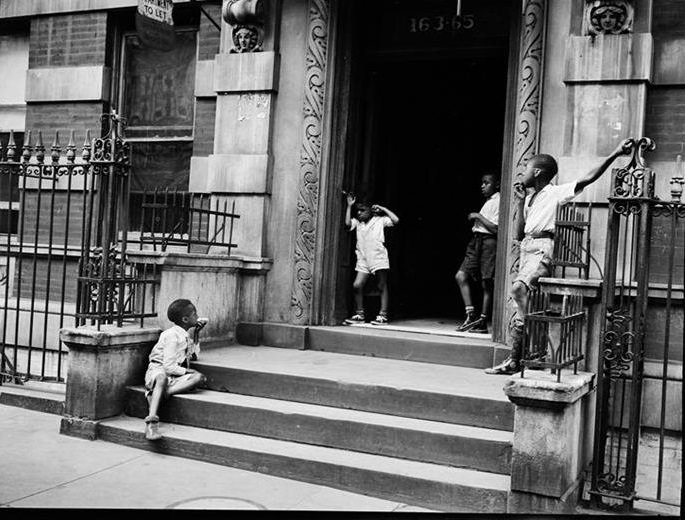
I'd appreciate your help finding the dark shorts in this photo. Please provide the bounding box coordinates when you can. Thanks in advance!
[458,233,497,281]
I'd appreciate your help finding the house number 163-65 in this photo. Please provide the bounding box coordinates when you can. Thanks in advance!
[409,15,475,33]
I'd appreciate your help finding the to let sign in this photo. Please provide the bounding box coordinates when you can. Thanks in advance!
[136,0,175,51]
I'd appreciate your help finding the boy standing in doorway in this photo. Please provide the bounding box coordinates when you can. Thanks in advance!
[343,193,400,326]
[486,139,632,375]
[455,173,500,334]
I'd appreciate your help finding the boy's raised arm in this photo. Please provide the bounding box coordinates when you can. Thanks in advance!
[575,138,632,193]
[345,193,355,228]
[373,205,399,225]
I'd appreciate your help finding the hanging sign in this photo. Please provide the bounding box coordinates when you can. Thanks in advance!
[136,0,176,51]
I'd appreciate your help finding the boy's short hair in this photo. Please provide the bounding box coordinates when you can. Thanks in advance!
[482,172,500,186]
[528,154,558,181]
[167,298,195,326]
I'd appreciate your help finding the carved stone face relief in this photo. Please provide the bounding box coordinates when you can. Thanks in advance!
[231,25,262,53]
[584,0,634,36]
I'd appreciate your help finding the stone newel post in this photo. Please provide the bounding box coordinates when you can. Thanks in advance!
[504,370,595,513]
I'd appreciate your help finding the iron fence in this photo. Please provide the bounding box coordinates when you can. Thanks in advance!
[131,189,239,255]
[0,113,242,383]
[590,137,684,511]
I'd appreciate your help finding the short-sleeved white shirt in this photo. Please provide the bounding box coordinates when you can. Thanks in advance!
[351,215,393,257]
[524,181,580,235]
[147,325,200,376]
[472,192,500,234]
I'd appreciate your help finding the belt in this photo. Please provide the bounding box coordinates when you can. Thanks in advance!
[473,232,496,238]
[526,232,555,239]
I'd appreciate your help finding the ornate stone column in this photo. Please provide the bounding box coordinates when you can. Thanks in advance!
[497,0,548,344]
[290,0,331,325]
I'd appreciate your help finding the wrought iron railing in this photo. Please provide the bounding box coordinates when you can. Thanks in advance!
[590,137,684,511]
[553,202,596,279]
[521,289,585,382]
[131,189,239,255]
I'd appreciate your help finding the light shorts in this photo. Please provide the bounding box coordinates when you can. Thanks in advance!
[144,363,196,396]
[355,246,390,274]
[515,236,554,289]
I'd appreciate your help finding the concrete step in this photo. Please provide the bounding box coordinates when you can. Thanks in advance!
[308,326,510,369]
[97,414,510,513]
[235,322,510,369]
[193,346,514,431]
[125,386,513,474]
[0,382,65,415]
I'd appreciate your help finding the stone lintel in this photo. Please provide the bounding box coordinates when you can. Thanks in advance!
[538,277,602,299]
[193,153,271,194]
[504,371,595,406]
[195,59,216,98]
[59,323,161,349]
[26,66,111,102]
[564,33,652,83]
[213,52,279,93]
[126,250,273,273]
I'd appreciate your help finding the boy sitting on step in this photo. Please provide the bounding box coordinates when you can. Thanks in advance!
[485,139,632,375]
[144,299,208,440]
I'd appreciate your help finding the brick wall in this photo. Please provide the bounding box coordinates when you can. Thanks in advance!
[193,99,216,157]
[16,257,79,303]
[29,12,108,68]
[25,103,104,145]
[20,191,86,247]
[198,1,222,60]
[653,0,685,36]
[644,87,685,161]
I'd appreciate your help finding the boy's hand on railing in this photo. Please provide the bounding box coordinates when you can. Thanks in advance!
[612,138,633,158]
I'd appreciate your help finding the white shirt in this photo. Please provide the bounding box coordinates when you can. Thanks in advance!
[524,181,580,235]
[472,192,500,235]
[351,215,394,257]
[148,325,200,376]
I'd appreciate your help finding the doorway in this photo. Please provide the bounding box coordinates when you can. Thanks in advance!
[332,0,513,328]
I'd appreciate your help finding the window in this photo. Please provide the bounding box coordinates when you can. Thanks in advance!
[119,29,197,193]
[0,30,29,235]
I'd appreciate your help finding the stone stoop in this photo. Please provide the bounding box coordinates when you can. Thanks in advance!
[96,345,517,512]
[0,382,65,415]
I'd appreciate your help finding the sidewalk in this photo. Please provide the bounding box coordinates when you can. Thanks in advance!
[0,404,433,511]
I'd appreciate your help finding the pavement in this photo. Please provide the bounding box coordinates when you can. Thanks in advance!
[0,404,434,511]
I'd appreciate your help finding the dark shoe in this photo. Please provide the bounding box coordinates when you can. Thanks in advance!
[344,312,365,325]
[466,317,488,334]
[457,313,478,332]
[371,313,388,326]
[144,415,162,441]
[485,357,520,375]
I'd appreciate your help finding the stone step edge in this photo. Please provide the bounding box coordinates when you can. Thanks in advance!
[126,385,512,443]
[98,415,510,513]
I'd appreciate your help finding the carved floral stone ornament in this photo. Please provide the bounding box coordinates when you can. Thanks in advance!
[222,0,265,53]
[584,0,634,36]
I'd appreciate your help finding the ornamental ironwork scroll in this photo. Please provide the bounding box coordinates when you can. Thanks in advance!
[590,137,657,507]
[290,0,330,325]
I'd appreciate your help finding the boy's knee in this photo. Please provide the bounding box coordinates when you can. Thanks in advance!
[154,373,168,387]
[510,281,528,302]
[352,280,365,291]
[456,270,468,284]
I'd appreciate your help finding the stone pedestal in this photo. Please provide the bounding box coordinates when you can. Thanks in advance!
[59,324,161,439]
[504,370,595,514]
[127,251,272,344]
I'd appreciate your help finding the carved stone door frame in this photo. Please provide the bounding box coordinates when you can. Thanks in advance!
[290,0,548,340]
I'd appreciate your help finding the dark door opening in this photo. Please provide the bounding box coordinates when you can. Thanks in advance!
[337,0,512,324]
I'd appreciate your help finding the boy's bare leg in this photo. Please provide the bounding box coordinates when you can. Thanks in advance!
[148,373,167,418]
[376,270,389,314]
[455,270,473,309]
[481,278,494,319]
[352,272,370,312]
[166,370,207,396]
[509,280,529,360]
